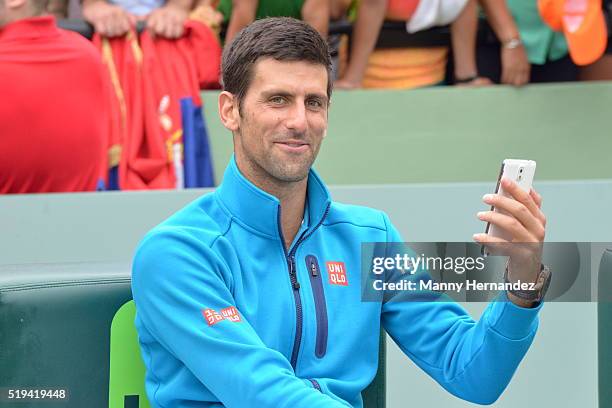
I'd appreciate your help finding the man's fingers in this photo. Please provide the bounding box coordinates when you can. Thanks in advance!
[530,188,543,208]
[477,210,533,242]
[483,194,543,239]
[473,233,508,244]
[529,189,546,226]
[472,233,512,257]
[483,178,546,241]
[500,178,543,223]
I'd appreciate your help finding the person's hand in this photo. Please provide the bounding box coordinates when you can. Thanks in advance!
[334,77,361,90]
[455,77,494,87]
[473,178,547,305]
[83,0,135,38]
[146,3,189,39]
[189,2,224,33]
[500,45,531,86]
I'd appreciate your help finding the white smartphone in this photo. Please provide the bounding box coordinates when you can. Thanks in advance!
[482,159,537,254]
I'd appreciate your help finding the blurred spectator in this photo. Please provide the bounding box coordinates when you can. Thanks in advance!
[335,0,528,90]
[538,0,611,81]
[477,0,581,83]
[46,0,67,18]
[0,4,108,193]
[581,0,612,80]
[192,0,223,35]
[82,0,191,38]
[218,0,328,45]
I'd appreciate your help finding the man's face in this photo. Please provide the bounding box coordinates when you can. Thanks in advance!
[232,58,329,186]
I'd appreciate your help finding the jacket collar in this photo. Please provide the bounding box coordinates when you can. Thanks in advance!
[215,155,331,238]
[0,16,59,42]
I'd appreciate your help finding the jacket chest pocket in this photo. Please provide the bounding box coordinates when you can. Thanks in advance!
[305,255,328,358]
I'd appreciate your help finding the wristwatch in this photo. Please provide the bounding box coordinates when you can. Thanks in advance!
[503,262,552,302]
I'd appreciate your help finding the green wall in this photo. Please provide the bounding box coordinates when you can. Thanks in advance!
[202,82,612,184]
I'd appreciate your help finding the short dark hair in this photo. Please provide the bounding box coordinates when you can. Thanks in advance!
[221,17,332,109]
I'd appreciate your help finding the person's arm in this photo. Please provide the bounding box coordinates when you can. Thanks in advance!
[335,0,386,89]
[380,213,543,404]
[146,0,193,38]
[479,0,530,86]
[82,0,135,37]
[301,0,329,39]
[224,0,258,45]
[450,0,492,86]
[132,227,350,408]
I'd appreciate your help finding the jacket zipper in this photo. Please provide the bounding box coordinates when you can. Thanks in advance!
[309,379,322,392]
[278,202,331,369]
[305,255,328,358]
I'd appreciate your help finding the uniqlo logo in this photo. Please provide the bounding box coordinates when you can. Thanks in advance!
[202,309,224,326]
[202,307,242,326]
[220,306,241,322]
[327,261,348,286]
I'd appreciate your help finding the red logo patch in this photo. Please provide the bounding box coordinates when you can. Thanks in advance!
[220,306,241,322]
[202,307,241,326]
[326,261,348,286]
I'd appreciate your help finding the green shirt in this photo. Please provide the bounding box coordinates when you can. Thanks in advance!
[218,0,305,23]
[506,0,569,64]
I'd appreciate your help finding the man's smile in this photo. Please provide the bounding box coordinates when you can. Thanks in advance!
[274,140,310,153]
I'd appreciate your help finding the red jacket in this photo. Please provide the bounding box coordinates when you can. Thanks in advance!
[0,16,108,194]
[94,21,220,190]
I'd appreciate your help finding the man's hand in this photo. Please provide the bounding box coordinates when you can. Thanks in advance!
[83,0,135,38]
[473,178,547,307]
[145,3,189,39]
[501,45,531,86]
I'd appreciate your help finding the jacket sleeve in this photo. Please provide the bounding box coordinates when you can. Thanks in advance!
[379,213,543,405]
[132,227,350,408]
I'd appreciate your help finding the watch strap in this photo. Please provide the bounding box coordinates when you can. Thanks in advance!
[504,262,552,302]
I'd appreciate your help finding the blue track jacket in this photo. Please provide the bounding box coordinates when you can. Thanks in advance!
[132,157,543,408]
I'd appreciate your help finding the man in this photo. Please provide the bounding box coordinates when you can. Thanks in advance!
[132,17,549,407]
[0,0,107,193]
